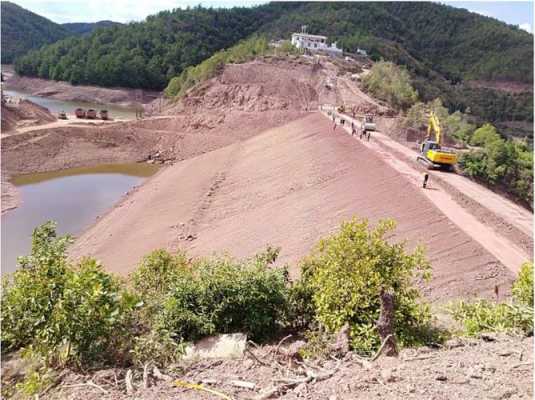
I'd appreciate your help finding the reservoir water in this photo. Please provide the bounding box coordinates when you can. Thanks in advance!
[1,163,159,274]
[4,89,137,120]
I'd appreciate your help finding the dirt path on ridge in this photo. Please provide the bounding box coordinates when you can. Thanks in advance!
[330,111,532,275]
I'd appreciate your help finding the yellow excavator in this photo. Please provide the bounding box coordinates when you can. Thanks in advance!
[417,111,457,170]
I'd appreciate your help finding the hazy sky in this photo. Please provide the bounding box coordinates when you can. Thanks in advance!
[8,0,534,33]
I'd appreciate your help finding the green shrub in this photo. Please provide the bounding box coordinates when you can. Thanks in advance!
[460,127,533,206]
[513,262,534,306]
[362,61,418,110]
[469,123,502,147]
[155,248,290,342]
[1,223,138,368]
[132,249,189,306]
[1,222,72,352]
[299,218,432,355]
[448,300,533,337]
[39,258,138,367]
[15,368,55,397]
[448,262,534,336]
[131,329,185,368]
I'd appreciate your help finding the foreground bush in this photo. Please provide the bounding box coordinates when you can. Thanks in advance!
[512,262,534,306]
[1,222,72,352]
[1,223,137,367]
[449,262,534,336]
[299,218,432,354]
[147,247,290,342]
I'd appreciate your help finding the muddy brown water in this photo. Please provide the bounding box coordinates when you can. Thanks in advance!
[4,89,137,120]
[1,163,159,274]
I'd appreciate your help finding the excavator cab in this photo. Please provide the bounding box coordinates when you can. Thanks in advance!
[417,111,457,170]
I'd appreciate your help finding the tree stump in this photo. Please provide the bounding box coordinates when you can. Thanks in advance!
[377,289,398,357]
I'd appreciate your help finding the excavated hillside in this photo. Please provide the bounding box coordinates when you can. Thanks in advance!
[2,56,532,302]
[1,99,56,133]
[1,58,321,176]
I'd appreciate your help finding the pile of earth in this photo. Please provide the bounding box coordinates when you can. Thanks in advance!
[1,99,56,132]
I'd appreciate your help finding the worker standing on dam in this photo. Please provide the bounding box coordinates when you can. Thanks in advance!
[422,173,429,188]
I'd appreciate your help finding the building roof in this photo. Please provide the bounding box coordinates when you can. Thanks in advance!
[291,33,327,40]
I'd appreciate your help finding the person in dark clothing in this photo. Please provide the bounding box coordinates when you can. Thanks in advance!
[422,173,429,188]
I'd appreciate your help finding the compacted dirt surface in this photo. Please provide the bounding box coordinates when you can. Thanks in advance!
[71,112,515,301]
[2,55,533,400]
[3,57,532,300]
[1,100,57,133]
[36,334,532,400]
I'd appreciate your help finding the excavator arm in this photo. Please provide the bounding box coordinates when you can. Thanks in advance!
[418,110,457,169]
[427,111,442,145]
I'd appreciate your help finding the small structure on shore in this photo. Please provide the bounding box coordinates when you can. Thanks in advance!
[86,109,97,119]
[100,110,108,120]
[75,108,86,118]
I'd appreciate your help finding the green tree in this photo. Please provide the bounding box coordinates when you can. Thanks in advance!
[362,61,418,110]
[300,218,431,354]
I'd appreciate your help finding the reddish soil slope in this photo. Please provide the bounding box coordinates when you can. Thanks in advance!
[71,113,514,301]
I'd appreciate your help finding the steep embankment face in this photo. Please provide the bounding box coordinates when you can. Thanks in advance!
[70,113,514,302]
[1,100,57,133]
[1,58,320,220]
[2,59,320,176]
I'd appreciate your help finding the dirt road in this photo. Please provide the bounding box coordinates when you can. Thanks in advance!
[70,113,515,301]
[330,112,532,274]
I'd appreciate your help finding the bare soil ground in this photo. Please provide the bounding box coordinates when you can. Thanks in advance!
[70,113,515,301]
[3,67,159,106]
[31,334,532,400]
[1,100,57,132]
[3,57,532,300]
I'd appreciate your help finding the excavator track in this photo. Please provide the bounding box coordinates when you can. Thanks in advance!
[417,155,454,171]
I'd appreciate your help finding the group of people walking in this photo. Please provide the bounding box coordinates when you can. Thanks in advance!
[331,114,371,141]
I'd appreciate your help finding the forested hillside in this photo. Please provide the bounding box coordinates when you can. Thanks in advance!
[1,2,121,64]
[1,1,70,63]
[12,2,533,126]
[62,21,122,35]
[14,4,298,89]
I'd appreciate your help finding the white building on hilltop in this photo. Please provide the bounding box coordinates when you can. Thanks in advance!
[291,27,343,56]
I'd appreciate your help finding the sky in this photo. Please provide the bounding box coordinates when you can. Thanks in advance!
[7,0,535,33]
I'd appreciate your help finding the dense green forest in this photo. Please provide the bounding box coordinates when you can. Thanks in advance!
[61,21,122,36]
[1,1,71,64]
[12,2,534,127]
[14,4,298,89]
[1,2,121,64]
[15,2,533,85]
